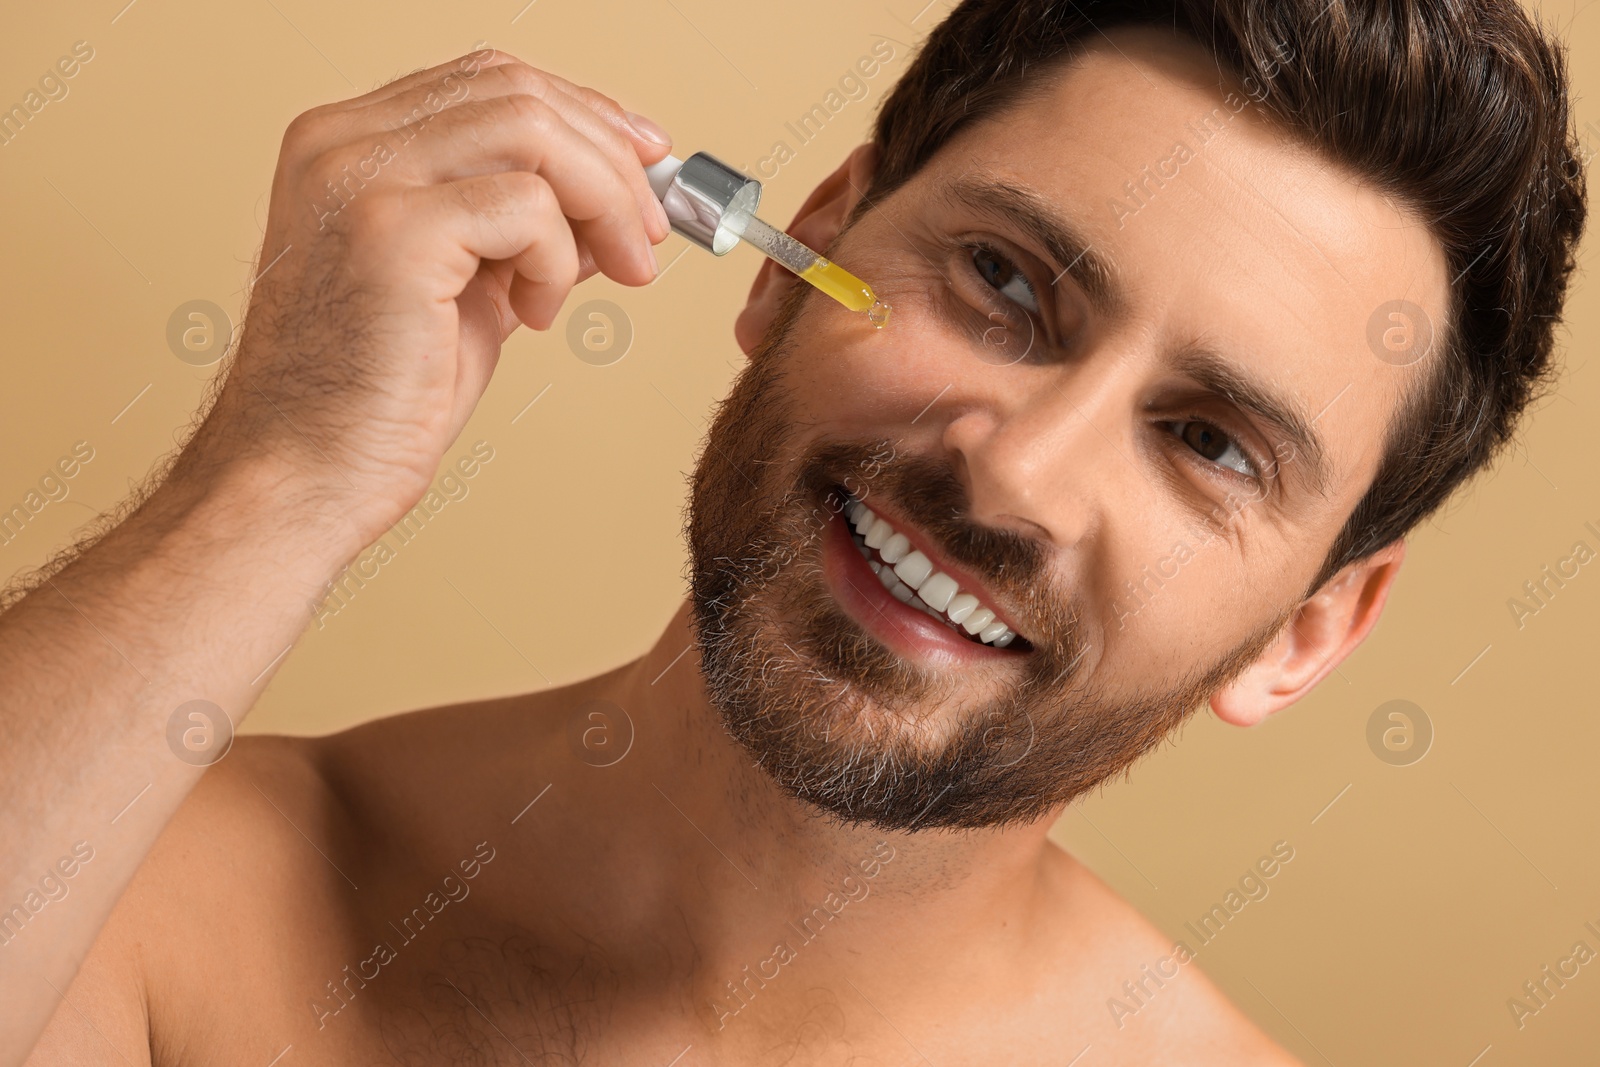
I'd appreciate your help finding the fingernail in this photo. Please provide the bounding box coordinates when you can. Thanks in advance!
[648,245,660,276]
[625,110,672,145]
[655,197,672,235]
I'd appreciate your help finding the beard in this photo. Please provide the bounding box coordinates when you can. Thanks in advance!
[686,282,1291,832]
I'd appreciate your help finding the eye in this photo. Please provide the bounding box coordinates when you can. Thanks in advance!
[970,244,1042,315]
[1168,419,1259,478]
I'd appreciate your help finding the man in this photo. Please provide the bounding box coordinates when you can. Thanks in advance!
[3,0,1586,1062]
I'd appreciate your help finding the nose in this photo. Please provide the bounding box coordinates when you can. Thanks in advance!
[941,361,1137,549]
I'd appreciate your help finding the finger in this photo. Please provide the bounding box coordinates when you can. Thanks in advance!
[485,66,673,242]
[575,245,601,286]
[381,171,580,331]
[388,94,656,286]
[325,46,517,112]
[473,257,525,342]
[367,60,672,167]
[510,66,674,159]
[360,63,672,243]
[275,51,510,166]
[453,261,509,422]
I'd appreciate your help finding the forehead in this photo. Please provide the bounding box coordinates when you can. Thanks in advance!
[914,23,1450,514]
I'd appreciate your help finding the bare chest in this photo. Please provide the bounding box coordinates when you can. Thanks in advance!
[161,916,1063,1067]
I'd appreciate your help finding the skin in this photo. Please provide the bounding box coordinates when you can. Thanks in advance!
[5,23,1449,1067]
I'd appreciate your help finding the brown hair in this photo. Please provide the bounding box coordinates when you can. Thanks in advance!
[858,0,1588,595]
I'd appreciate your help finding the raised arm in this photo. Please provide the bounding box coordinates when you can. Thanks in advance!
[0,47,672,1062]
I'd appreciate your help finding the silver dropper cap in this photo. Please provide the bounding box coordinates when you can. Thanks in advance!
[644,151,761,255]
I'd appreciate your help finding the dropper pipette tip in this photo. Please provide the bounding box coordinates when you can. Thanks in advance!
[736,214,891,329]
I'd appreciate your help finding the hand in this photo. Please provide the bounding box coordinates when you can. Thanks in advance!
[186,46,673,551]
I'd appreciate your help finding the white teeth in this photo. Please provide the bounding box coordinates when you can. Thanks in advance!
[962,608,995,635]
[945,593,980,624]
[842,494,1020,649]
[893,551,933,590]
[917,572,959,612]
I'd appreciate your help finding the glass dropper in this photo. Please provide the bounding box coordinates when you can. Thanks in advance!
[644,151,892,329]
[733,215,892,328]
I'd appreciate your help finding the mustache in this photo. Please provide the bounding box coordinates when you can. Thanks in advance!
[797,439,1085,669]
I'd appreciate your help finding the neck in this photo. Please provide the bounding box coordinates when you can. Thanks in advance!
[574,599,1063,984]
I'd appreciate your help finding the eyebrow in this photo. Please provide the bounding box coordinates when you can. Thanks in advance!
[937,173,1332,497]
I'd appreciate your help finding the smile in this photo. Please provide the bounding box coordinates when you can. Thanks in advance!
[831,487,1031,653]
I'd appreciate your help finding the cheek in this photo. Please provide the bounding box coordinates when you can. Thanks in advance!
[785,274,962,429]
[1094,521,1218,660]
[811,266,1035,427]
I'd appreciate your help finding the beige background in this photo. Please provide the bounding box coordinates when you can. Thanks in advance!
[1,0,1595,1060]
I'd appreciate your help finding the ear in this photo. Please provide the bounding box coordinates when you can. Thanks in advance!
[1209,539,1407,727]
[733,142,880,357]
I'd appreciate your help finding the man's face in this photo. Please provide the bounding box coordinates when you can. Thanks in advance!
[687,26,1446,831]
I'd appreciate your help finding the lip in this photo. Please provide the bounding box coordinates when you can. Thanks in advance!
[819,490,1029,665]
[841,485,1030,638]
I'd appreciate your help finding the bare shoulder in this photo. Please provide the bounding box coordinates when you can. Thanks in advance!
[1033,841,1304,1067]
[23,731,341,1065]
[109,693,531,952]
[25,695,524,1065]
